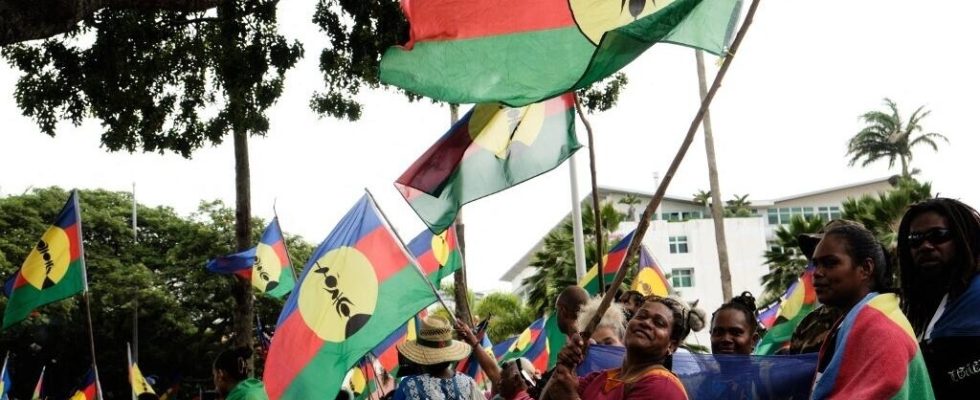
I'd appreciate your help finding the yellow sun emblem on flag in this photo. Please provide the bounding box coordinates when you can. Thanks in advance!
[21,228,72,290]
[430,232,450,267]
[570,0,676,44]
[468,102,545,159]
[253,243,283,293]
[298,247,379,342]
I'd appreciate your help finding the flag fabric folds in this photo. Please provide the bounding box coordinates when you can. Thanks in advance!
[1,354,11,400]
[69,368,98,400]
[3,190,86,329]
[380,0,743,106]
[578,230,636,295]
[499,317,549,372]
[407,226,462,285]
[395,93,580,234]
[263,195,438,399]
[206,217,296,298]
[631,245,672,297]
[811,293,934,400]
[754,264,818,355]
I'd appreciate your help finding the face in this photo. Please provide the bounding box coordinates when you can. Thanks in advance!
[812,235,872,308]
[710,309,757,355]
[625,301,677,357]
[908,211,957,278]
[592,326,624,347]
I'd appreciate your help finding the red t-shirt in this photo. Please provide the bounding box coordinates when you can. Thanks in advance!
[577,368,688,400]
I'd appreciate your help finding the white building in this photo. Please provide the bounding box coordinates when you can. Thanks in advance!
[499,176,897,346]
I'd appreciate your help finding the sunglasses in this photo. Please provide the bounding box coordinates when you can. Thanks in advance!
[907,228,953,248]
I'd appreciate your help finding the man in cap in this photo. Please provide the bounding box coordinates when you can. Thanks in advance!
[785,219,859,354]
[394,315,484,400]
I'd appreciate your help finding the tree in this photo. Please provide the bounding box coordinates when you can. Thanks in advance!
[847,98,948,177]
[618,194,641,222]
[0,187,313,398]
[522,202,626,315]
[841,177,932,249]
[724,194,752,217]
[759,215,825,304]
[692,190,712,208]
[2,0,304,353]
[473,293,535,344]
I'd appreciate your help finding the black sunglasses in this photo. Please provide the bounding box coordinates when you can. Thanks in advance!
[907,228,953,248]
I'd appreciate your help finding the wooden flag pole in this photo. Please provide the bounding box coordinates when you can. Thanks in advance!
[363,189,456,321]
[448,104,476,328]
[574,97,608,295]
[579,0,761,342]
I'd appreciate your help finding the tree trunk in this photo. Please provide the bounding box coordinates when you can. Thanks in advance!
[696,50,733,302]
[449,104,474,326]
[0,0,222,45]
[901,155,909,178]
[231,125,254,353]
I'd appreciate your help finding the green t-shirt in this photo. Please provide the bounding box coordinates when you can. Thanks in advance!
[226,378,269,400]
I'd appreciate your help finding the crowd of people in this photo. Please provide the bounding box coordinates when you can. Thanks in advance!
[209,197,980,399]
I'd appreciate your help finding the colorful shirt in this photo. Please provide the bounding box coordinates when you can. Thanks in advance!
[394,372,484,400]
[226,378,269,400]
[577,367,687,400]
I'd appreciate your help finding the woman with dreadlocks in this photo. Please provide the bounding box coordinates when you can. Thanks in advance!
[541,295,705,400]
[898,198,980,398]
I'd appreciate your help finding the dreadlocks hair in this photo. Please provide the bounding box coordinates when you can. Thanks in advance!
[897,198,980,334]
[823,224,894,293]
[214,346,252,381]
[712,291,760,334]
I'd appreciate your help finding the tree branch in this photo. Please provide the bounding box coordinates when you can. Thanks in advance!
[0,0,221,45]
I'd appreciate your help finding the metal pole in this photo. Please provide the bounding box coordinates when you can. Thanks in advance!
[569,155,588,281]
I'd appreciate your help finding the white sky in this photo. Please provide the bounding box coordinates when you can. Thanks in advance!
[2,0,978,292]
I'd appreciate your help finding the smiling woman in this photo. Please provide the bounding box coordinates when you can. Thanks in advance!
[543,296,704,400]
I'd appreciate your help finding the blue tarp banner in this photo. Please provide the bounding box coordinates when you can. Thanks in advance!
[578,345,818,400]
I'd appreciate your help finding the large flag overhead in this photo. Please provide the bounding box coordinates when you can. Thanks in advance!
[395,93,580,233]
[3,190,86,329]
[631,245,672,297]
[206,217,296,298]
[263,195,438,399]
[578,230,636,295]
[755,263,818,355]
[69,368,98,400]
[407,226,462,285]
[380,0,742,106]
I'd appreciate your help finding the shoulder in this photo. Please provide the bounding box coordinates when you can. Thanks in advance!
[228,379,270,400]
[629,369,687,400]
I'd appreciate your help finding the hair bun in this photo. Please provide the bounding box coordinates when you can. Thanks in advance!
[732,291,758,314]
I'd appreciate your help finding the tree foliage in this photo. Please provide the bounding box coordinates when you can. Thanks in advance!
[0,187,313,399]
[847,98,948,177]
[473,292,535,344]
[522,202,626,315]
[841,177,932,249]
[759,215,825,305]
[724,193,752,217]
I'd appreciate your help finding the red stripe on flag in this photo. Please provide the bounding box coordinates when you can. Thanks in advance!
[272,240,290,267]
[65,222,81,261]
[376,346,400,372]
[545,93,576,116]
[403,0,575,45]
[417,251,440,276]
[264,311,325,399]
[603,250,627,275]
[354,228,409,283]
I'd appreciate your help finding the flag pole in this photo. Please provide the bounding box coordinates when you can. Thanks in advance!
[449,104,476,327]
[127,343,137,400]
[272,202,300,283]
[75,190,104,400]
[363,189,456,321]
[132,183,139,365]
[568,155,588,281]
[573,97,607,295]
[579,0,761,342]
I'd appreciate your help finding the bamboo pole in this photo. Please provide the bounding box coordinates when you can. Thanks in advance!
[574,98,607,295]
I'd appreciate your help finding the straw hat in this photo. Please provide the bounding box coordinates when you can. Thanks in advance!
[396,315,472,365]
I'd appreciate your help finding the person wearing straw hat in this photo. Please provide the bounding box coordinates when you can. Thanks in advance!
[393,315,483,400]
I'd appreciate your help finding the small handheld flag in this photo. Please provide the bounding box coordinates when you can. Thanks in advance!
[631,245,671,297]
[128,343,155,397]
[206,217,296,298]
[31,366,45,400]
[69,368,98,400]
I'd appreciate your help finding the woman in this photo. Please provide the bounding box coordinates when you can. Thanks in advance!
[543,295,705,400]
[809,224,934,399]
[577,297,627,347]
[710,291,760,355]
[393,315,483,400]
[213,347,269,400]
[897,198,980,398]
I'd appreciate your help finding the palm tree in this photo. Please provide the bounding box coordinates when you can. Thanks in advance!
[760,215,825,304]
[522,202,625,315]
[841,177,932,249]
[847,98,948,177]
[474,292,536,343]
[724,194,752,217]
[692,189,712,209]
[618,194,641,221]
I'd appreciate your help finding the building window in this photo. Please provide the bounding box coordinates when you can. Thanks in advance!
[671,268,694,288]
[669,236,689,254]
[769,205,842,225]
[659,211,703,222]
